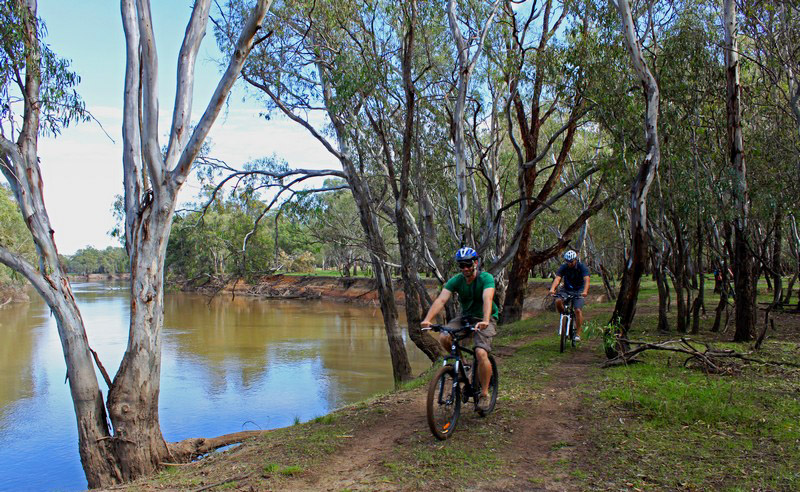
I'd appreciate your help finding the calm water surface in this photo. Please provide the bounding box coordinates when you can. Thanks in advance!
[0,282,428,491]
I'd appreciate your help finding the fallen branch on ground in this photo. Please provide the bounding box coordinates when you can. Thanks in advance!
[602,337,800,373]
[167,430,265,462]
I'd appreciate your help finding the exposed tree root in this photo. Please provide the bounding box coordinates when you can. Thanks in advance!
[603,337,800,373]
[167,430,264,463]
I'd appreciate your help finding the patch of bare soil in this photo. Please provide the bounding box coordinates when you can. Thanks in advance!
[291,394,427,491]
[472,348,602,492]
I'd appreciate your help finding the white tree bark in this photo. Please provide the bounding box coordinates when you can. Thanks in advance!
[447,0,500,243]
[608,0,661,337]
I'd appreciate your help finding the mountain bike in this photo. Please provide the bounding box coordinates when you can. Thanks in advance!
[422,319,498,440]
[556,293,582,353]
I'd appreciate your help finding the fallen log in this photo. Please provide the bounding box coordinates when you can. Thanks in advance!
[602,337,800,373]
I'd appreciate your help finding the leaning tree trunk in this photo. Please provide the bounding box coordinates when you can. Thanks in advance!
[0,148,121,486]
[724,0,756,342]
[608,0,661,340]
[318,62,413,383]
[391,0,441,363]
[0,2,119,486]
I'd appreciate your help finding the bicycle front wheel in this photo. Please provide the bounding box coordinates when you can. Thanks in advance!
[559,316,568,353]
[427,366,461,440]
[477,355,499,417]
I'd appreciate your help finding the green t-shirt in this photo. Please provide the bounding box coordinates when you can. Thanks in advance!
[444,271,499,320]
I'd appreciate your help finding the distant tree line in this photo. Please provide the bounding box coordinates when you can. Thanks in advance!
[61,246,129,275]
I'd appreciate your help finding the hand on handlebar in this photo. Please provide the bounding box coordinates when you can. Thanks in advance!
[475,320,489,331]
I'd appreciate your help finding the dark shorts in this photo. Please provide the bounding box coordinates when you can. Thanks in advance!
[445,316,497,353]
[557,289,585,309]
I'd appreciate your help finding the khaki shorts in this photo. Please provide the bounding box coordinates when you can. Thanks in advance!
[445,316,497,353]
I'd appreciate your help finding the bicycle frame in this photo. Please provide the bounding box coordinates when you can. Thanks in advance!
[557,294,581,352]
[424,319,499,439]
[558,299,575,336]
[439,327,479,403]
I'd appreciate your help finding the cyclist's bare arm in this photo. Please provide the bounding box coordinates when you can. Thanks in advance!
[476,287,495,331]
[421,288,452,328]
[582,276,590,297]
[549,275,562,296]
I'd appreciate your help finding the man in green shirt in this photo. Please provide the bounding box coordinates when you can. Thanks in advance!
[421,247,498,411]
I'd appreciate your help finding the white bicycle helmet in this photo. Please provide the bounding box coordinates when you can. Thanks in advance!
[563,250,577,261]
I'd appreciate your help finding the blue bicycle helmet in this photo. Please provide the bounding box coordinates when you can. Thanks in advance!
[455,247,479,262]
[563,250,577,261]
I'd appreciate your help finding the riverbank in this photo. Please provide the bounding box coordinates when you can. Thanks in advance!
[68,273,130,282]
[178,274,605,315]
[0,283,28,307]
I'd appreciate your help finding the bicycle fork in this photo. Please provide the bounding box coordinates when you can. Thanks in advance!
[559,313,573,338]
[439,356,461,405]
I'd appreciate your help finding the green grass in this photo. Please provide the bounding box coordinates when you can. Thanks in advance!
[312,414,336,425]
[279,465,303,476]
[581,348,800,490]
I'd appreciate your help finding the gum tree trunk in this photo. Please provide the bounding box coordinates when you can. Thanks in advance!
[608,0,661,339]
[724,0,756,342]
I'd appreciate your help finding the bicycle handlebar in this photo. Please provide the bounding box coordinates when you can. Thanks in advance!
[550,292,584,299]
[421,323,477,335]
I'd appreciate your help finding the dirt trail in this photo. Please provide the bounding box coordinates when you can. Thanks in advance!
[483,347,601,491]
[294,340,602,491]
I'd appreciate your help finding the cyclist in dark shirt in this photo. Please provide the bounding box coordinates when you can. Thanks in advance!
[549,250,590,341]
[421,247,498,412]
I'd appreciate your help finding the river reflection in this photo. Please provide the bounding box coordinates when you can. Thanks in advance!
[0,302,38,419]
[0,282,429,491]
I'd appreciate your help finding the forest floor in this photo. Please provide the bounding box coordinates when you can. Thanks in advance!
[104,284,800,492]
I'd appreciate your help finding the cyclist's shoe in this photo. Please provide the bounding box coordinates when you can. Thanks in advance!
[477,394,491,411]
[573,335,581,343]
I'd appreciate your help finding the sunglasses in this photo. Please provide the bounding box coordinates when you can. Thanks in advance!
[458,262,475,269]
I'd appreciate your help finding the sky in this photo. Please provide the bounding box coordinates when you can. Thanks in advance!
[32,1,339,254]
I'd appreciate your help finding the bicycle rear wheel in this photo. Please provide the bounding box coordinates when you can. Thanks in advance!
[476,355,499,417]
[559,316,568,353]
[426,366,461,440]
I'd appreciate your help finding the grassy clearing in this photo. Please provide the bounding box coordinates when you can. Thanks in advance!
[579,349,800,490]
[572,279,800,491]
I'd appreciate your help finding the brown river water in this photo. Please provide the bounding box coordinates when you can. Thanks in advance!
[0,281,429,491]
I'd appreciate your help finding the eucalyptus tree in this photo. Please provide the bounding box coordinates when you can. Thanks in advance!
[0,0,272,486]
[220,0,421,382]
[496,0,608,323]
[606,0,661,338]
[653,5,726,334]
[359,0,446,360]
[447,0,501,242]
[723,0,757,342]
[741,0,800,141]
